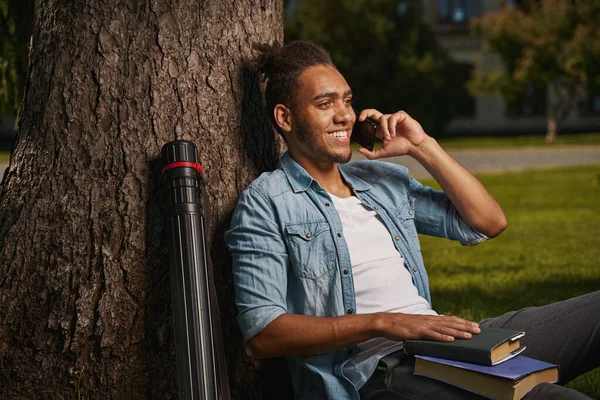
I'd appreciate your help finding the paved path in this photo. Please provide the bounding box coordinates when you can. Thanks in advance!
[350,144,600,179]
[1,145,599,180]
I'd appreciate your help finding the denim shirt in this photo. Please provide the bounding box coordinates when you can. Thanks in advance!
[225,152,488,400]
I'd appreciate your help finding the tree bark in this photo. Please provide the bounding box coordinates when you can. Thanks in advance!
[0,0,284,398]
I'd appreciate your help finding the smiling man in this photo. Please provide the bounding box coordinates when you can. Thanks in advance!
[225,41,599,400]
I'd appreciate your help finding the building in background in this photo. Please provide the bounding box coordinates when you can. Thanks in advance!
[423,0,600,135]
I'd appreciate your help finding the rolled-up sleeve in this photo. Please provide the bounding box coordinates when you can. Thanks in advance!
[224,186,288,342]
[408,178,489,246]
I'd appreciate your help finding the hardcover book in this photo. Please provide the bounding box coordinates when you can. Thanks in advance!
[405,327,525,366]
[414,355,559,400]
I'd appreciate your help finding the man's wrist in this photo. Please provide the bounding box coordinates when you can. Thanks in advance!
[408,136,439,164]
[372,312,389,337]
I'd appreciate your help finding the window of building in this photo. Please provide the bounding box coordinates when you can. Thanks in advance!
[436,0,480,24]
[583,84,600,115]
[506,83,547,117]
[452,63,476,118]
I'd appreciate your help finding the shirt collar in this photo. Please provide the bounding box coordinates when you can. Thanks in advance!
[280,151,371,193]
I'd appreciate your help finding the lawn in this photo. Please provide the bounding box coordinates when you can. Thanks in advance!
[419,164,600,398]
[436,132,600,149]
[350,132,600,152]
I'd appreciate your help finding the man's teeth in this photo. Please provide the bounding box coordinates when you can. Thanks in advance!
[328,131,348,138]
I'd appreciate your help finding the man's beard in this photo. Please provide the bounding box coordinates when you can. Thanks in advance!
[296,118,352,164]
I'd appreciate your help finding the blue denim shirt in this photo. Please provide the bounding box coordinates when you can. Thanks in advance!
[225,152,488,399]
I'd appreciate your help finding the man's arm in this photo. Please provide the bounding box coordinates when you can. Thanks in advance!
[357,109,507,238]
[249,312,481,359]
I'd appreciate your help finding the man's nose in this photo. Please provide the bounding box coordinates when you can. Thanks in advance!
[333,104,352,124]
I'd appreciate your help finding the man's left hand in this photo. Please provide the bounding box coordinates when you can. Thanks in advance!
[356,109,429,159]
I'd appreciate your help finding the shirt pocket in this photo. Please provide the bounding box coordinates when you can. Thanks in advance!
[284,220,335,280]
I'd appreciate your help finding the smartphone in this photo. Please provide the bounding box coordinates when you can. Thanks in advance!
[351,110,378,151]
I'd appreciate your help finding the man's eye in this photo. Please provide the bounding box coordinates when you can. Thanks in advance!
[319,101,331,108]
[344,98,353,105]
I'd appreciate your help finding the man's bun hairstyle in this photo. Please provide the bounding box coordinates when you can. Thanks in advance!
[255,41,334,136]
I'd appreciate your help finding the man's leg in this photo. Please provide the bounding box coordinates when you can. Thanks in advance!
[359,355,593,400]
[360,291,600,400]
[359,352,484,400]
[480,291,600,384]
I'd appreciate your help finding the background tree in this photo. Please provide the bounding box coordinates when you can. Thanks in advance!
[285,0,472,135]
[0,0,284,398]
[0,0,33,120]
[469,0,600,142]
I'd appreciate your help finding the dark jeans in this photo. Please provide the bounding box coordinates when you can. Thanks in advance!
[359,291,600,400]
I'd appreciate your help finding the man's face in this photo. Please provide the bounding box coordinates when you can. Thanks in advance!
[286,65,355,166]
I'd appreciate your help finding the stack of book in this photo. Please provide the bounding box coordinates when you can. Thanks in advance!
[405,327,559,400]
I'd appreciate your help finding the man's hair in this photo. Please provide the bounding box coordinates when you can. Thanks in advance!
[255,41,334,136]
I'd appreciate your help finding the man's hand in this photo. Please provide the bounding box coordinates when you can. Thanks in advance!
[247,312,481,358]
[356,109,429,159]
[375,313,481,342]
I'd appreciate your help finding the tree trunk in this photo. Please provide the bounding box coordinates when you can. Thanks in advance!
[0,0,284,398]
[545,116,559,143]
[546,83,576,143]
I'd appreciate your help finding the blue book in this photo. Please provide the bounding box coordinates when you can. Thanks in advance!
[414,355,559,400]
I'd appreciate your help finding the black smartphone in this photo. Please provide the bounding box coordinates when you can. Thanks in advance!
[351,110,378,151]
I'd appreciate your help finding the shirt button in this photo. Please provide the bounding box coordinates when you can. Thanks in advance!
[306,233,312,239]
[373,205,379,210]
[347,309,353,314]
[337,233,342,238]
[413,267,418,272]
[343,269,349,275]
[395,235,400,240]
[408,210,413,215]
[325,202,330,207]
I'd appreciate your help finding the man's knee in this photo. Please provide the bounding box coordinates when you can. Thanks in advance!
[524,383,592,400]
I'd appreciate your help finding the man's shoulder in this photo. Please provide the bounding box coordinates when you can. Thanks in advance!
[342,160,410,183]
[243,168,291,199]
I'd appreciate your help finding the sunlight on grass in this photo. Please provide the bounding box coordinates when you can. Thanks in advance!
[350,132,600,152]
[420,164,600,398]
[436,132,600,149]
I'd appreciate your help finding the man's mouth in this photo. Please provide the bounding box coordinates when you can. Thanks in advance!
[327,130,349,139]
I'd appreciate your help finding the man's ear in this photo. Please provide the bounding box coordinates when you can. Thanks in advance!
[274,104,292,133]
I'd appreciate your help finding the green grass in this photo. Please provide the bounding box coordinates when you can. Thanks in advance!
[436,132,600,149]
[351,132,600,152]
[420,164,600,398]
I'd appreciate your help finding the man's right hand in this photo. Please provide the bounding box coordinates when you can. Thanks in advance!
[375,312,481,342]
[247,312,480,359]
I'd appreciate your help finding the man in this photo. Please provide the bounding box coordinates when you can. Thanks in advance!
[224,41,599,399]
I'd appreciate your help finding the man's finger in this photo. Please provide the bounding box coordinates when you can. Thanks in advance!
[357,146,387,160]
[358,108,383,122]
[439,316,481,334]
[377,114,391,141]
[425,331,455,342]
[388,114,400,138]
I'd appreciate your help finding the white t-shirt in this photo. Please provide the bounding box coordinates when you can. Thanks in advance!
[330,193,437,388]
[329,193,436,316]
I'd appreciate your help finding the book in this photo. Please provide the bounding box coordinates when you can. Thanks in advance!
[405,327,526,366]
[414,355,559,400]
